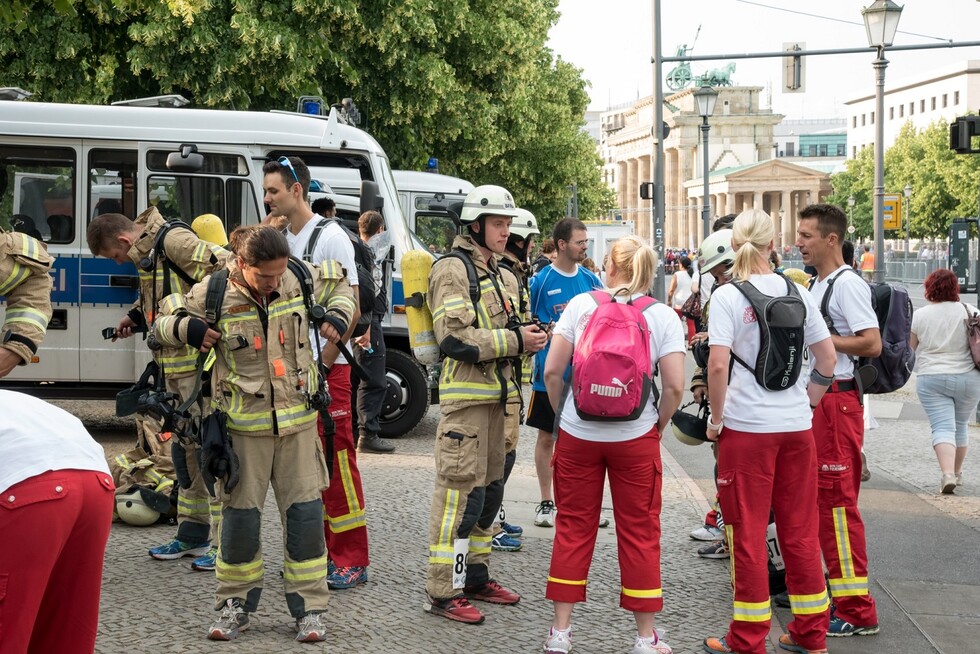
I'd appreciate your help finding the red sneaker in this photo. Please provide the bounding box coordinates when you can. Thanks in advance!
[463,579,521,605]
[424,594,485,624]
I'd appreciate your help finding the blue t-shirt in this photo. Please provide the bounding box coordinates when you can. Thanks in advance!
[529,264,602,391]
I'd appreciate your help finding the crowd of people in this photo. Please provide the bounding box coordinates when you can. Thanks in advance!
[2,168,978,654]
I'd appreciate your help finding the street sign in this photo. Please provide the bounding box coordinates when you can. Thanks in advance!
[883,194,902,230]
[847,225,855,234]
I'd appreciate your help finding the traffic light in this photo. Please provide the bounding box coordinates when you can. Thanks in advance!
[950,116,980,154]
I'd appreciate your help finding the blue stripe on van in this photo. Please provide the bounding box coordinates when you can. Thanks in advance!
[390,279,404,305]
[80,256,139,306]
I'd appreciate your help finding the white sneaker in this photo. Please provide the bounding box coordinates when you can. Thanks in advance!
[689,526,723,541]
[543,626,572,653]
[295,611,327,642]
[535,500,556,527]
[632,630,672,654]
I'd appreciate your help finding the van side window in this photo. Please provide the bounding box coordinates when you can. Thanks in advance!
[415,213,456,255]
[89,149,138,221]
[148,175,259,234]
[0,144,77,244]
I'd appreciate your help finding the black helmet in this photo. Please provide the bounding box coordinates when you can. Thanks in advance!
[671,401,710,446]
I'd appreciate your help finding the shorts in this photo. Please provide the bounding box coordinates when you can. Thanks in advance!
[525,389,557,432]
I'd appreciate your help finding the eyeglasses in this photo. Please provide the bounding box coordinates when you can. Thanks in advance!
[278,156,300,185]
[570,239,589,247]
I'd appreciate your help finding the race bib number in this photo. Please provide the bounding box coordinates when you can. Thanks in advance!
[452,537,469,589]
[766,522,785,571]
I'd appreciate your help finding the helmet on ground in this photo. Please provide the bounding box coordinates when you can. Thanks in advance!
[115,487,161,526]
[191,213,228,247]
[510,208,540,241]
[697,229,734,272]
[458,185,521,226]
[671,401,710,446]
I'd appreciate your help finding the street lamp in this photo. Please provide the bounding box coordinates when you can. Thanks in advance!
[693,84,718,241]
[862,0,904,283]
[848,194,856,234]
[903,182,912,262]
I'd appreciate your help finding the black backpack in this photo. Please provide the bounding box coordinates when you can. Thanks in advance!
[730,277,807,391]
[813,268,915,394]
[301,218,380,335]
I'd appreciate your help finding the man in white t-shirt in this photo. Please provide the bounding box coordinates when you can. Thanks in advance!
[797,203,883,638]
[264,156,372,591]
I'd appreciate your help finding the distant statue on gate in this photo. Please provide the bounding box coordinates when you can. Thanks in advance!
[698,62,736,87]
[665,27,700,91]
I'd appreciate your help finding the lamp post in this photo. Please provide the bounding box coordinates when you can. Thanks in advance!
[903,183,912,264]
[693,85,718,241]
[862,0,904,283]
[848,194,856,234]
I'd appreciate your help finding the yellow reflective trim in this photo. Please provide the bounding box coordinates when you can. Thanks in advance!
[283,555,328,582]
[547,576,587,586]
[828,576,869,598]
[622,586,663,598]
[733,599,772,622]
[788,589,830,615]
[0,263,29,296]
[4,307,49,331]
[725,524,736,590]
[336,449,363,516]
[438,489,459,546]
[216,559,264,583]
[832,507,855,579]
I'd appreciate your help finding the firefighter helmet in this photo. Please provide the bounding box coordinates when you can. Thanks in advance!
[510,208,540,241]
[458,185,521,226]
[191,213,228,247]
[671,402,710,446]
[782,268,811,286]
[697,229,734,273]
[115,488,160,526]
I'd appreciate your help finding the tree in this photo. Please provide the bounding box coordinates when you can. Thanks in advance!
[0,0,608,226]
[830,119,980,240]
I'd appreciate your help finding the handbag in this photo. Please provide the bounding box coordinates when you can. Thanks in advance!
[680,290,702,321]
[963,303,980,370]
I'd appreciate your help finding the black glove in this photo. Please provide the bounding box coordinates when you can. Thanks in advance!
[199,411,239,495]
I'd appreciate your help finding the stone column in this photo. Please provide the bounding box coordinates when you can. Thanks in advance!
[780,190,793,248]
[617,161,628,212]
[678,147,692,248]
[726,192,736,216]
[753,191,764,210]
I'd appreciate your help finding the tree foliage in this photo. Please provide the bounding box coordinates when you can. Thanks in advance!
[0,0,609,227]
[829,119,980,239]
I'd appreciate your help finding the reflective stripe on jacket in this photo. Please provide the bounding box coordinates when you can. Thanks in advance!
[0,231,53,365]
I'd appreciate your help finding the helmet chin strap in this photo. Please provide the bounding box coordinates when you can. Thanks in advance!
[468,217,488,249]
[505,236,529,263]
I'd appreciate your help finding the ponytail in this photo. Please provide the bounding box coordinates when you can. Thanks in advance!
[607,235,657,296]
[730,209,775,282]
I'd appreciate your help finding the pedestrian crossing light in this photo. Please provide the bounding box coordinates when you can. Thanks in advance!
[950,116,980,154]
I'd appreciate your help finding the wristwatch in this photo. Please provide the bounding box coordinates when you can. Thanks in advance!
[707,418,724,431]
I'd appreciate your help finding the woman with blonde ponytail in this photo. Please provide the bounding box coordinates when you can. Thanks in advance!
[540,235,684,654]
[701,210,838,654]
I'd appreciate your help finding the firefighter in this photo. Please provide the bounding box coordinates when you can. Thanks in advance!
[424,185,548,625]
[153,225,355,643]
[491,207,539,552]
[87,209,230,570]
[0,231,53,378]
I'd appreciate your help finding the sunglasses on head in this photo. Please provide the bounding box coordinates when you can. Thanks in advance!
[278,156,300,185]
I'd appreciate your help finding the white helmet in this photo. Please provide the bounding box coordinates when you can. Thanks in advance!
[697,229,735,272]
[115,488,160,526]
[458,185,521,225]
[510,208,540,241]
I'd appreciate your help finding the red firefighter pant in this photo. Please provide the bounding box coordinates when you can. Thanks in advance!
[716,428,829,654]
[319,364,370,568]
[546,427,664,613]
[0,469,114,654]
[813,386,877,626]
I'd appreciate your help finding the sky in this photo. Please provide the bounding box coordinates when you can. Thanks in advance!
[548,0,980,119]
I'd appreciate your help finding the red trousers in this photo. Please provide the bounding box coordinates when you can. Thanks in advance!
[672,307,695,341]
[546,427,664,613]
[813,386,877,626]
[318,364,370,568]
[716,428,829,654]
[0,469,114,654]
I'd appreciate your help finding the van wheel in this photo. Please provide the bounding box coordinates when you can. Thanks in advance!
[376,349,429,439]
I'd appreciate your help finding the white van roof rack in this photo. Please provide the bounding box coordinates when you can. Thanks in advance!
[110,94,190,108]
[0,87,32,101]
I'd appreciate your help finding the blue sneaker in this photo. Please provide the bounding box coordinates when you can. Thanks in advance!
[192,547,218,571]
[327,565,368,589]
[149,538,211,560]
[491,531,522,552]
[827,616,880,637]
[500,521,523,538]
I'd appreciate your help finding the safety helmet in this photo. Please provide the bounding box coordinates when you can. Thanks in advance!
[191,213,228,247]
[782,268,811,287]
[697,229,734,273]
[510,208,540,241]
[458,185,521,226]
[671,402,710,446]
[115,488,161,526]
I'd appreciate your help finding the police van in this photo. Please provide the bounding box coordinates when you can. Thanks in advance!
[392,170,472,255]
[0,97,430,437]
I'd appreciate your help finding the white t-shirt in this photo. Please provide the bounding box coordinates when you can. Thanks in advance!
[808,266,879,380]
[285,215,358,365]
[696,271,717,305]
[671,270,694,308]
[0,391,110,494]
[708,274,831,433]
[911,301,980,376]
[553,292,686,442]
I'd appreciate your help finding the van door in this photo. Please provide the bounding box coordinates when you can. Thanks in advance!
[0,140,82,382]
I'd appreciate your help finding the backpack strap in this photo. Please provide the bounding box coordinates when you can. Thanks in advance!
[204,268,230,326]
[729,279,769,374]
[303,218,330,263]
[154,221,197,293]
[817,267,862,336]
[436,249,482,327]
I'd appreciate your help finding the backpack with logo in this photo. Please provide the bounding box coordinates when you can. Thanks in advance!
[815,268,914,394]
[569,291,659,421]
[301,217,380,335]
[730,277,807,391]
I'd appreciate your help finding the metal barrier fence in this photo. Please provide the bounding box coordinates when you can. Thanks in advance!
[781,257,948,284]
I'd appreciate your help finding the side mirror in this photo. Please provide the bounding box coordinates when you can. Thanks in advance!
[359,180,384,213]
[166,144,204,173]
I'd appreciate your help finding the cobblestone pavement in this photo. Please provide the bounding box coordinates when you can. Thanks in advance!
[84,402,749,654]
